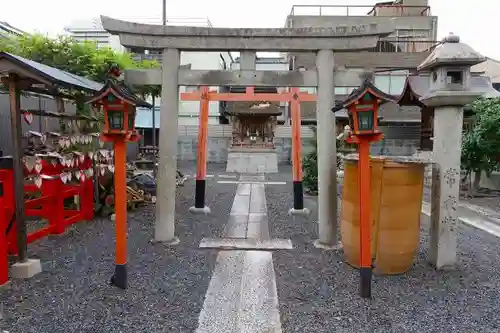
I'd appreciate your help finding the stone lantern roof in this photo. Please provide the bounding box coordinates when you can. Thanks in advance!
[417,33,486,72]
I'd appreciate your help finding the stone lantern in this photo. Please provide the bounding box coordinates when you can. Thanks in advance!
[417,33,486,270]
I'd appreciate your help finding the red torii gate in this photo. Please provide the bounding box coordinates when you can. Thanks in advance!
[181,86,316,213]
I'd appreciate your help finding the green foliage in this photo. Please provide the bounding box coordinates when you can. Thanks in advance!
[303,126,319,193]
[0,33,161,96]
[461,97,500,176]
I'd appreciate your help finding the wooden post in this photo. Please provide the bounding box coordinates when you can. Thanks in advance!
[291,87,304,210]
[111,139,128,289]
[358,139,372,298]
[8,74,28,263]
[191,87,210,213]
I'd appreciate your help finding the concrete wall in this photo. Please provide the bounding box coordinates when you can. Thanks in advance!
[131,123,419,163]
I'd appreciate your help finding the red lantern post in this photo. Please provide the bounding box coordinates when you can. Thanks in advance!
[332,79,393,298]
[86,77,151,289]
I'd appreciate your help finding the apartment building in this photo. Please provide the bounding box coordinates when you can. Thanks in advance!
[0,21,25,38]
[286,0,437,122]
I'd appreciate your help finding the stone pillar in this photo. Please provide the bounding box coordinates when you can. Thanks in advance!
[428,106,463,268]
[314,49,339,249]
[240,51,256,70]
[154,48,180,244]
[417,33,485,269]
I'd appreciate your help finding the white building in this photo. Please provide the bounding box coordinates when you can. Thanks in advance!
[64,18,125,52]
[0,21,25,38]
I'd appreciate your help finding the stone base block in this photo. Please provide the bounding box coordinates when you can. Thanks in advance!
[150,236,180,246]
[288,208,311,216]
[189,206,211,215]
[11,259,42,279]
[226,150,278,174]
[313,240,343,251]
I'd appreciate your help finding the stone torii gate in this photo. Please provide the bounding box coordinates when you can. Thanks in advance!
[100,16,395,248]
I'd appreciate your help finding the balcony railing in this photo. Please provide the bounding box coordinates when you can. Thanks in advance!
[375,39,440,53]
[289,4,431,17]
[131,53,162,63]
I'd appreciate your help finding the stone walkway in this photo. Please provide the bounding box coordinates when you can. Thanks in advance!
[196,174,284,332]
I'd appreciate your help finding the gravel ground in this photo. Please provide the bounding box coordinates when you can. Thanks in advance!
[0,163,235,333]
[267,166,500,333]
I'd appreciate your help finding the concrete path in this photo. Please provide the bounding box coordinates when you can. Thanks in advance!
[195,174,286,333]
[422,200,500,238]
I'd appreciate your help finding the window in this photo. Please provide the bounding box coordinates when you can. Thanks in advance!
[300,87,316,94]
[374,71,408,95]
[185,86,199,92]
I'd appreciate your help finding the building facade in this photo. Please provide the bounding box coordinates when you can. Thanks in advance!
[0,21,25,38]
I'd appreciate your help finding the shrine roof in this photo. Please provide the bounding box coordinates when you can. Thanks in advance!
[86,79,152,108]
[395,73,500,107]
[0,52,103,93]
[331,77,395,112]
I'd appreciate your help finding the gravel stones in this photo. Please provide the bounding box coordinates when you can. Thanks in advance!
[0,163,235,333]
[267,167,500,333]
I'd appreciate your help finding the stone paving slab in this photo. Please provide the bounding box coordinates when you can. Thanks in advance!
[199,238,293,250]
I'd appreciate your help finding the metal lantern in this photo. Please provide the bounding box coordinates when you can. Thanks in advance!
[348,92,380,136]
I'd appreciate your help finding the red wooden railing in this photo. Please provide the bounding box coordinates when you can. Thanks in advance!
[0,156,94,285]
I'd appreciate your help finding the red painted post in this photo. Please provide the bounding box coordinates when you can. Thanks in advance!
[0,197,9,286]
[51,180,66,235]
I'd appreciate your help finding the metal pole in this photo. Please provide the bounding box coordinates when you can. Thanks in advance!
[162,0,167,25]
[152,95,156,149]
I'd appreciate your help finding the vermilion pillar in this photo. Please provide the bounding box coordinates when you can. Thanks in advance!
[190,86,211,215]
[111,139,128,289]
[358,139,372,298]
[291,88,304,210]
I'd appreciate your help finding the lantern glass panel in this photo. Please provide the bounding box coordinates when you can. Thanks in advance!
[107,110,124,130]
[357,111,374,131]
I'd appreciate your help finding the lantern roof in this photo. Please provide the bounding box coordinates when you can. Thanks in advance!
[86,79,152,108]
[331,77,395,112]
[417,33,486,72]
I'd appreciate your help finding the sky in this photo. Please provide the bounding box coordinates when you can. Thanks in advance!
[3,0,499,59]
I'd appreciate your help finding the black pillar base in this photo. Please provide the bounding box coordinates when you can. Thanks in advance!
[360,266,372,298]
[293,181,304,210]
[110,263,127,289]
[194,179,206,209]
